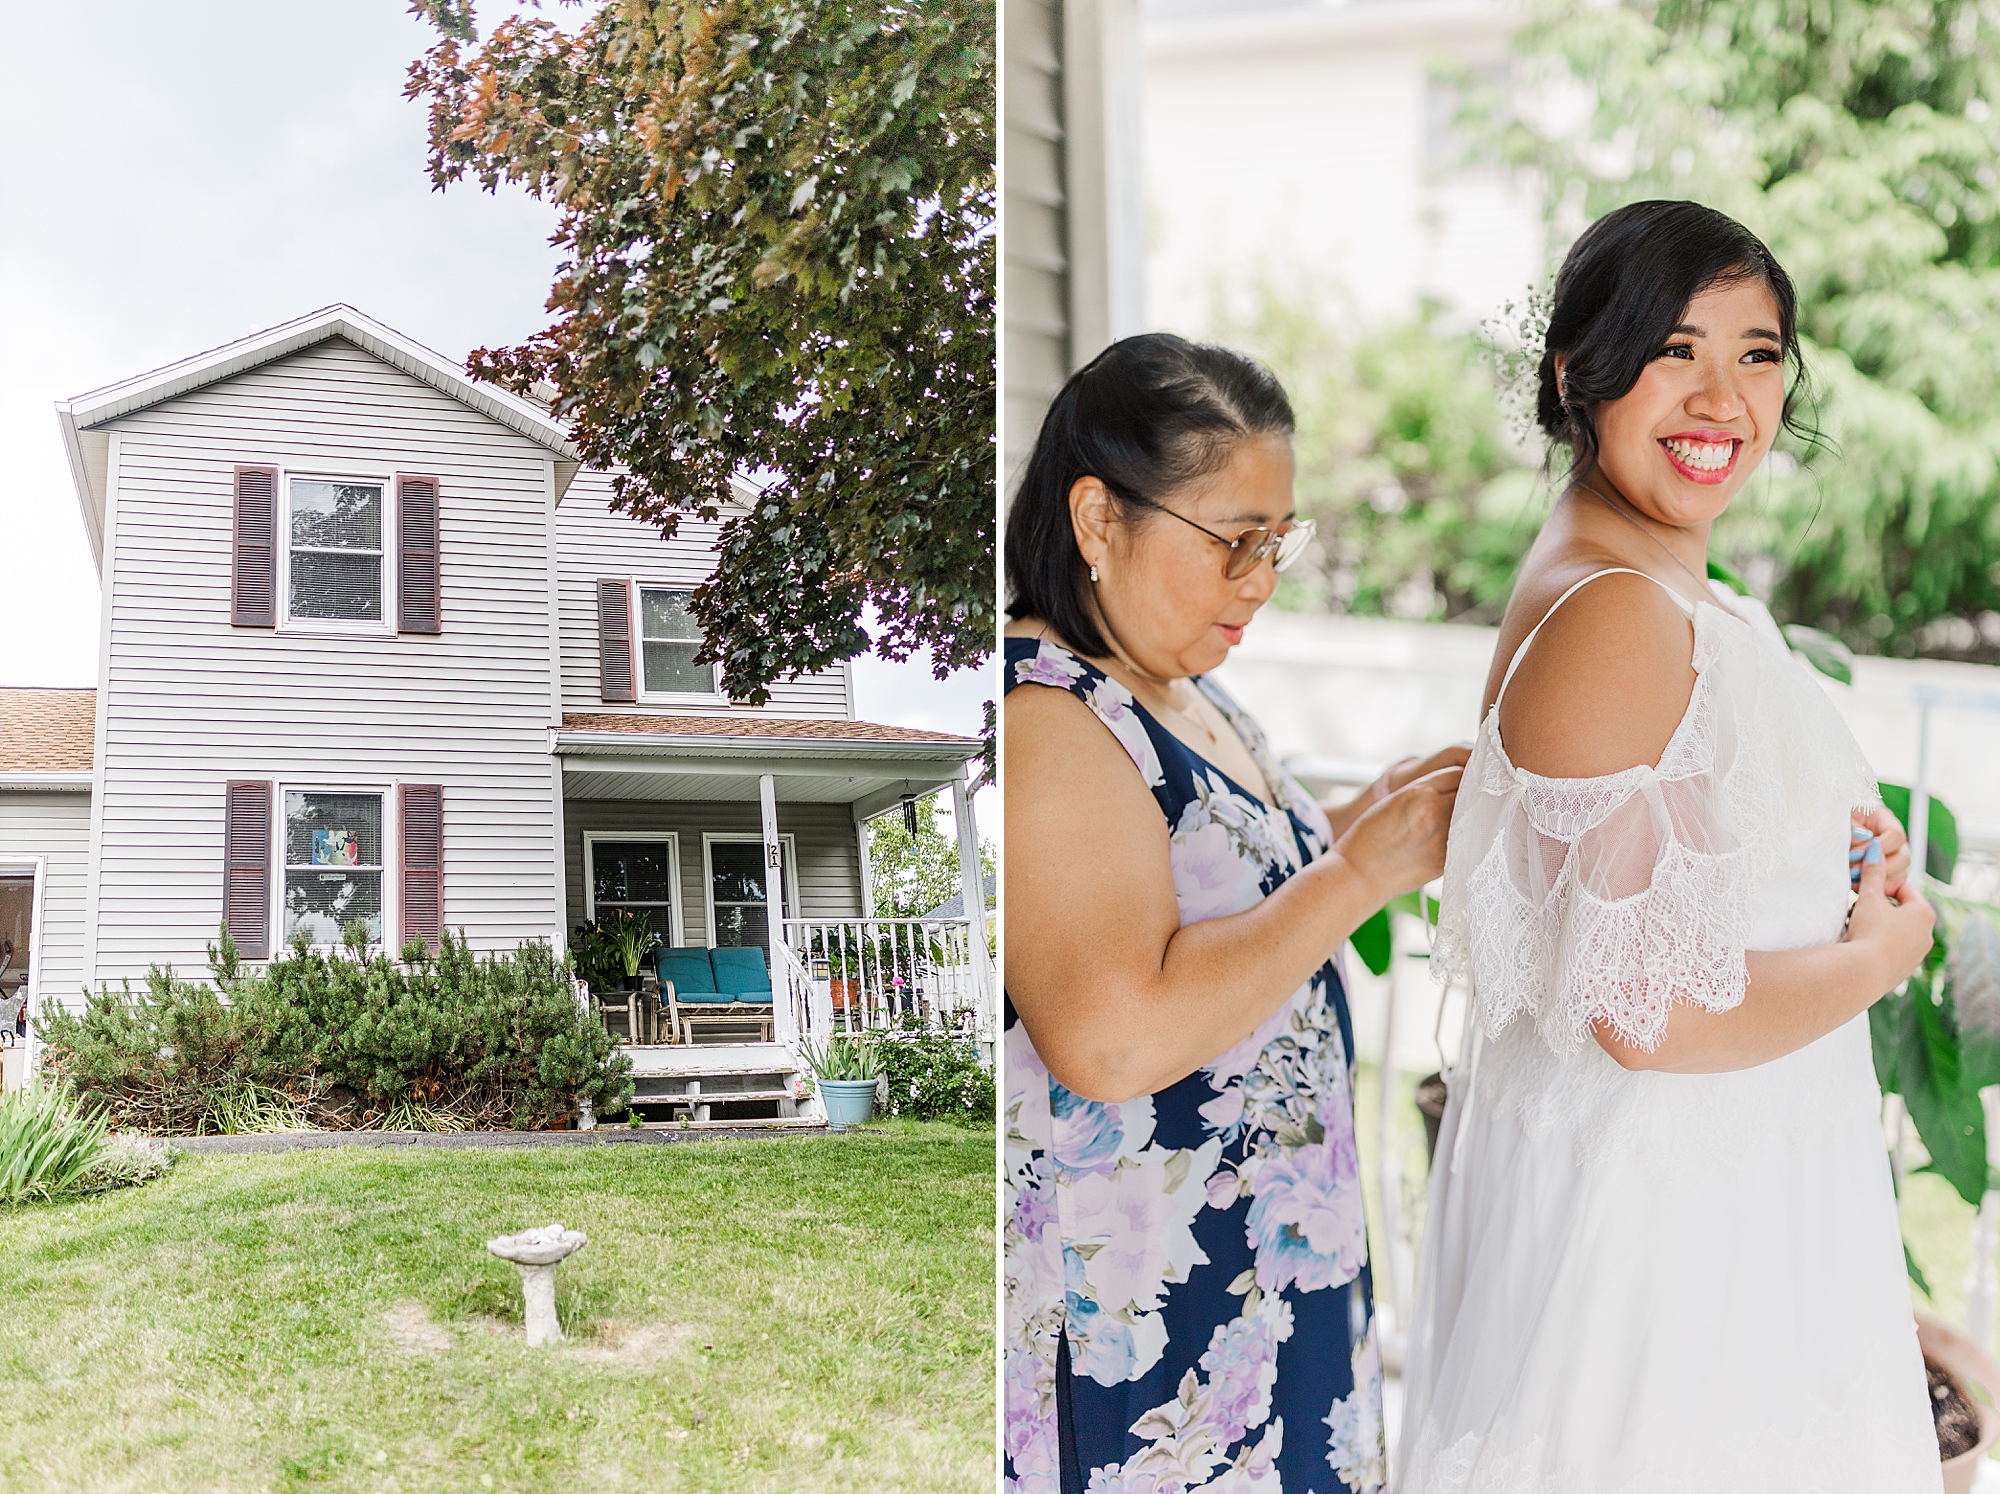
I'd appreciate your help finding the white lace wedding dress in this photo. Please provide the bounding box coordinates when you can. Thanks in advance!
[1398,570,1942,1493]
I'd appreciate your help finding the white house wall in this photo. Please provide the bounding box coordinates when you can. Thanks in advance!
[555,470,851,719]
[1142,1,1544,334]
[0,793,91,1007]
[89,338,563,991]
[563,800,863,943]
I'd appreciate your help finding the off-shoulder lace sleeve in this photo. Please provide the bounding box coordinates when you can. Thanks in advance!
[1433,615,1743,1055]
[1432,601,1879,1055]
[1434,744,1759,1054]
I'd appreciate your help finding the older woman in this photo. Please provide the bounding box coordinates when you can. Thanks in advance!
[1003,333,1466,1494]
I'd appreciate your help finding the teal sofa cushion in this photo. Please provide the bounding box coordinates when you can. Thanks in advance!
[710,946,772,1001]
[657,948,720,996]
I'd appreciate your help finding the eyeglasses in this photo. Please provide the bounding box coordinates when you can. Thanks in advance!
[1155,505,1318,580]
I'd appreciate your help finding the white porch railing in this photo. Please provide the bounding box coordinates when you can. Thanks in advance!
[780,918,993,1052]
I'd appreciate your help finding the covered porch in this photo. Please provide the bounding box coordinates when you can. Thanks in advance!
[556,714,991,1115]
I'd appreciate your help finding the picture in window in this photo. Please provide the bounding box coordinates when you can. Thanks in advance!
[639,588,717,694]
[290,480,384,621]
[284,791,383,943]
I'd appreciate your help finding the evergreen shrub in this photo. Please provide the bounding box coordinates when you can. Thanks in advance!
[39,927,632,1133]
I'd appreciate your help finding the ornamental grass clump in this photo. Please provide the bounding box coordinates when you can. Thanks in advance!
[0,1077,111,1202]
[803,1032,883,1082]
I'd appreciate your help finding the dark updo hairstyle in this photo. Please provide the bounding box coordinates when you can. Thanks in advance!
[1538,199,1817,482]
[1004,333,1295,658]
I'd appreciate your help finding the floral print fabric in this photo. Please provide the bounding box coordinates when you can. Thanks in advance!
[1004,638,1383,1494]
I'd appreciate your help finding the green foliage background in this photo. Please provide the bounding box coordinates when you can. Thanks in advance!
[1233,0,2000,660]
[867,793,995,923]
[408,0,994,700]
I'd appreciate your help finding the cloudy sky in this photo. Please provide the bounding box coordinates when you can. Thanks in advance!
[0,1,996,829]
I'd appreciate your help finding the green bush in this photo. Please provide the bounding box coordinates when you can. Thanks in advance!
[36,962,261,1133]
[876,1026,994,1124]
[39,926,633,1133]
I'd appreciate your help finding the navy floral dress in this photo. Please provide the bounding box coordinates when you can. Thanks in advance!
[1004,638,1384,1494]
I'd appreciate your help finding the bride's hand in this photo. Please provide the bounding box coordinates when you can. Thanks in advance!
[1336,762,1464,905]
[1850,806,1912,898]
[1845,846,1935,996]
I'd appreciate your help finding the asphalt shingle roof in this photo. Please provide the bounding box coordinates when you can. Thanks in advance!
[0,689,95,772]
[560,713,976,746]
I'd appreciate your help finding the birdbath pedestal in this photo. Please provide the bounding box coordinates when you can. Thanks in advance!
[486,1223,588,1346]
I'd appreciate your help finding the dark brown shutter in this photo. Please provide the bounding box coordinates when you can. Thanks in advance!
[400,784,443,949]
[396,475,441,634]
[223,780,272,958]
[231,466,278,627]
[597,579,636,703]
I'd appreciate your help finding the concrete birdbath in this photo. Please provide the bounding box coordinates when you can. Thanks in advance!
[486,1223,588,1346]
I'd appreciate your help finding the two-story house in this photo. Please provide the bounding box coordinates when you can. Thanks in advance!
[0,306,988,1119]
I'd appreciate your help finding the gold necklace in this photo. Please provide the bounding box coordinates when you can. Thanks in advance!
[1157,682,1219,744]
[1578,482,1712,598]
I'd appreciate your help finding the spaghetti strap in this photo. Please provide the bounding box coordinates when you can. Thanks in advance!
[1493,568,1697,711]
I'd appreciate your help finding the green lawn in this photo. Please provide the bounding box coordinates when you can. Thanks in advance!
[0,1121,995,1494]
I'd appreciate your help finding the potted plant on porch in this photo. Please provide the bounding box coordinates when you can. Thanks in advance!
[803,1033,881,1132]
[600,909,661,992]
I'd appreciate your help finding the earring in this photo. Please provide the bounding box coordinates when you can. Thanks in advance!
[1090,563,1100,582]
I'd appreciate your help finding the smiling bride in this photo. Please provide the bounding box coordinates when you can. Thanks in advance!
[1398,201,1944,1492]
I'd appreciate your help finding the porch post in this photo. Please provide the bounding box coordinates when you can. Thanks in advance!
[759,774,795,1047]
[950,765,992,1025]
[855,809,876,920]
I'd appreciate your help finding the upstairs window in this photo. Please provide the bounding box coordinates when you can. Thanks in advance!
[639,587,721,697]
[289,479,385,624]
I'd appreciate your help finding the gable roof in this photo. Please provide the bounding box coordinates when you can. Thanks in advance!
[921,870,996,921]
[0,689,96,774]
[56,305,584,570]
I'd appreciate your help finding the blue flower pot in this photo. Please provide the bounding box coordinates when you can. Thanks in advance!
[819,1078,877,1132]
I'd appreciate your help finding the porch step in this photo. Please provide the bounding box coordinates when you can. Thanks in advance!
[628,1116,828,1131]
[635,1088,795,1107]
[625,1041,797,1079]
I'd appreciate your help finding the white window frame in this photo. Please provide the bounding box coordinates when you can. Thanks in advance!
[634,582,726,703]
[279,470,398,636]
[701,831,799,947]
[275,781,397,952]
[0,856,47,1080]
[582,832,684,948]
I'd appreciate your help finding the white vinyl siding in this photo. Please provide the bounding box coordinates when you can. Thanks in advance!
[1004,0,1070,495]
[0,793,91,1012]
[88,337,563,986]
[555,470,853,719]
[563,801,861,945]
